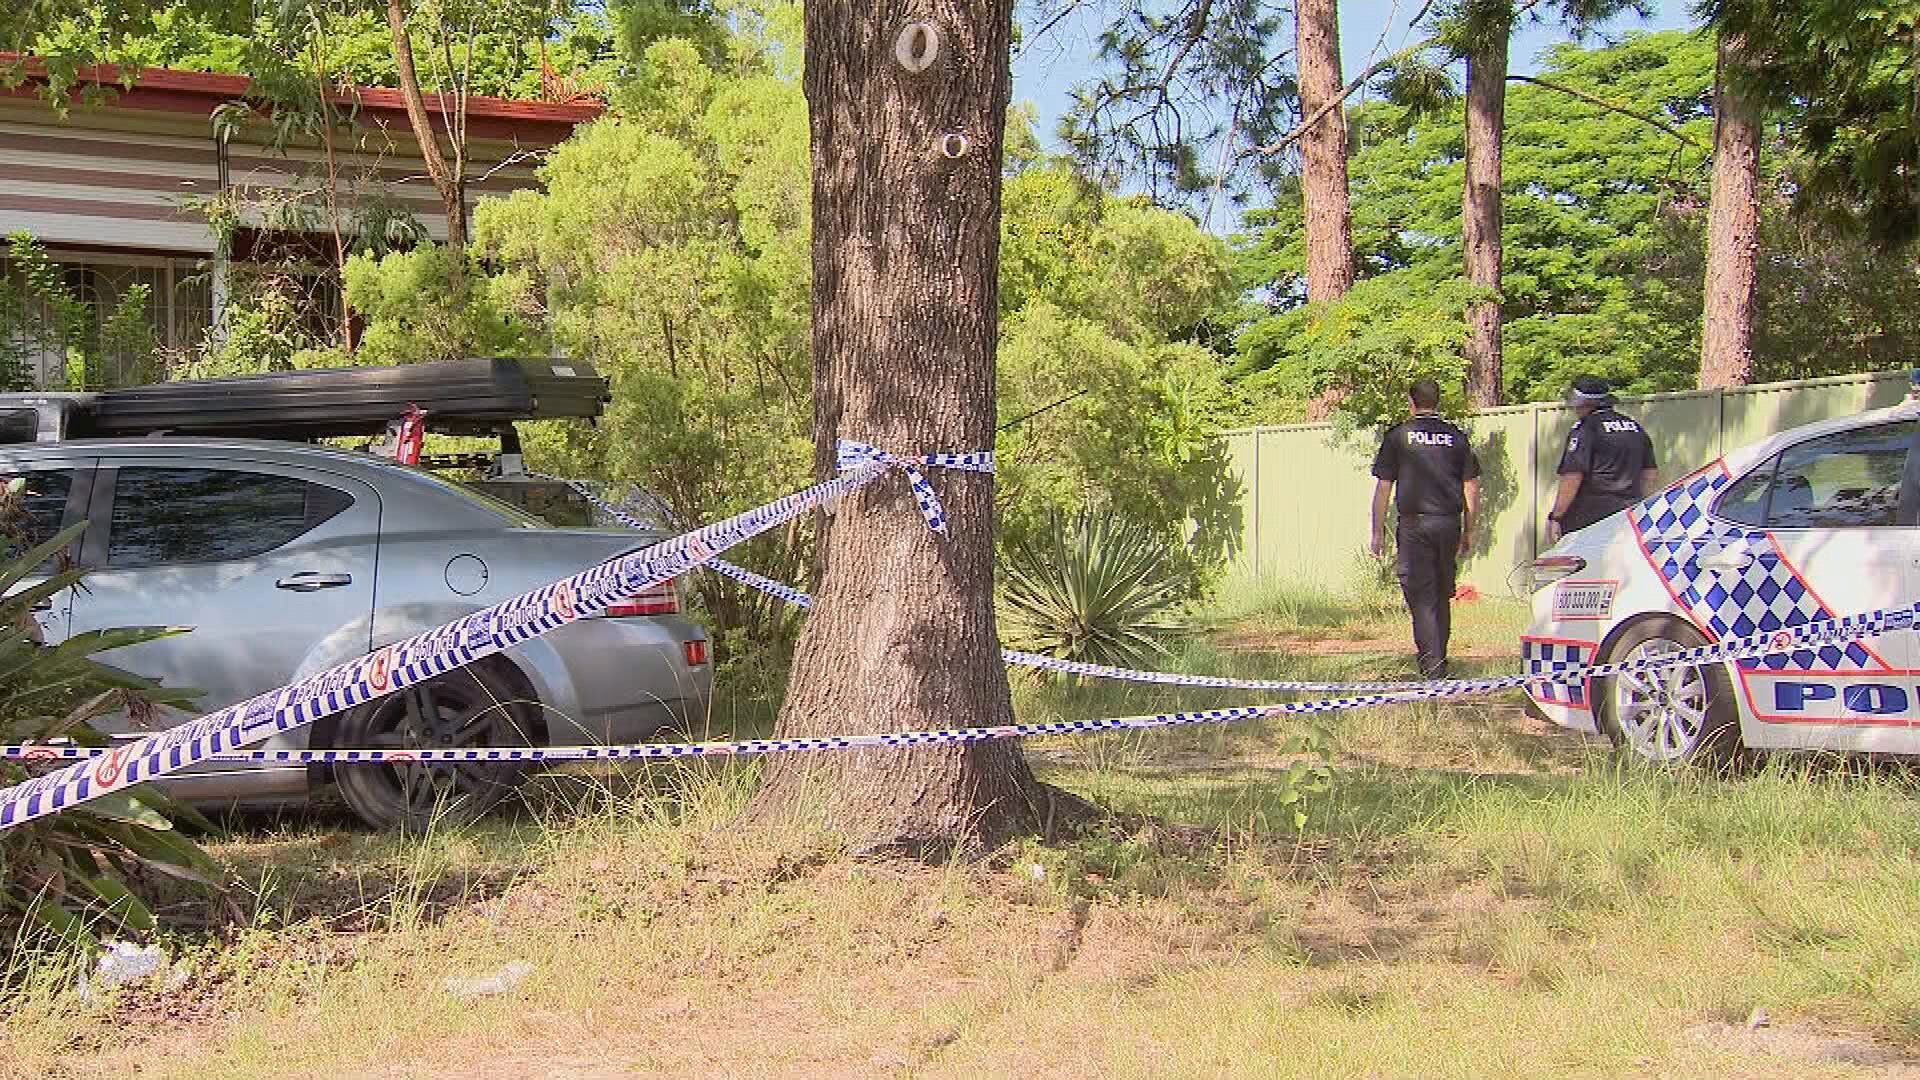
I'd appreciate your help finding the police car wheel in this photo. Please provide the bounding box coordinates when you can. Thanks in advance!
[1595,617,1740,766]
[332,661,542,832]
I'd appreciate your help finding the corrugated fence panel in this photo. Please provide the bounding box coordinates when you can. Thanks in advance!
[1721,371,1907,451]
[1223,368,1915,595]
[1225,424,1377,586]
[1634,392,1725,484]
[1463,407,1537,595]
[1224,430,1259,564]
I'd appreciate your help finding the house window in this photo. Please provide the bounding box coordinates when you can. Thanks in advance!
[0,250,213,389]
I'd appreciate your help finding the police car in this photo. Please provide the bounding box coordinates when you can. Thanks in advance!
[1524,398,1920,762]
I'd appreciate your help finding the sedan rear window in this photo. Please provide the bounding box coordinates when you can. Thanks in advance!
[108,467,354,568]
[1716,420,1916,529]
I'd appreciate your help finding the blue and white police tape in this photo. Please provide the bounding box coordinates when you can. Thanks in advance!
[0,439,991,831]
[4,599,1912,767]
[552,473,1436,695]
[0,700,1399,766]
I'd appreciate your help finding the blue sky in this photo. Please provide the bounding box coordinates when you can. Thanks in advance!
[1011,0,1701,149]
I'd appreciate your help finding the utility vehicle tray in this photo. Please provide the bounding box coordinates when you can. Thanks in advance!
[0,358,608,444]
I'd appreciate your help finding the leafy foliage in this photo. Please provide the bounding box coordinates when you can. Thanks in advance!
[0,522,217,951]
[18,0,620,101]
[1235,32,1718,406]
[1053,0,1297,213]
[473,32,813,649]
[1000,511,1188,669]
[997,160,1245,591]
[168,274,319,380]
[1703,0,1920,249]
[1232,270,1485,434]
[459,34,1248,644]
[338,246,536,366]
[1230,29,1920,416]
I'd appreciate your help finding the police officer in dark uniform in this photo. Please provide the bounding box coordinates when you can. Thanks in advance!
[1371,378,1481,679]
[1548,376,1657,542]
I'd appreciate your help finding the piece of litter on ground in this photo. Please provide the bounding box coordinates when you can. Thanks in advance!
[1026,863,1046,882]
[444,960,534,998]
[78,941,165,1001]
[1747,1007,1771,1030]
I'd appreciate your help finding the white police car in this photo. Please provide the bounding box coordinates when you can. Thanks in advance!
[1524,399,1920,762]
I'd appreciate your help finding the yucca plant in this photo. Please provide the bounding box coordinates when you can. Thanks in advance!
[999,510,1189,669]
[0,521,216,950]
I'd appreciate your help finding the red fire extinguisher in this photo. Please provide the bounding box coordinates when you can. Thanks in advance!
[387,404,426,465]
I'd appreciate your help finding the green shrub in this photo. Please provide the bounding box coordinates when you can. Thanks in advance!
[999,510,1187,669]
[0,521,217,951]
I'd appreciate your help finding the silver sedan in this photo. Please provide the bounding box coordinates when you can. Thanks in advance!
[2,438,712,829]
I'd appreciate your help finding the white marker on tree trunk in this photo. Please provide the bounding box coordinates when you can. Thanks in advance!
[895,22,941,73]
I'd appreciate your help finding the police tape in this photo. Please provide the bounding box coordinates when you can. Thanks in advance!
[3,599,1912,767]
[0,440,991,830]
[555,475,1436,695]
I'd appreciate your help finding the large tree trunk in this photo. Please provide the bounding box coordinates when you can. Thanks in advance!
[1699,33,1761,389]
[1295,0,1354,303]
[748,0,1045,854]
[1461,19,1510,408]
[1294,0,1355,424]
[385,0,469,260]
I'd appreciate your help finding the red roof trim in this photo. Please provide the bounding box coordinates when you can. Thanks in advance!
[2,57,602,142]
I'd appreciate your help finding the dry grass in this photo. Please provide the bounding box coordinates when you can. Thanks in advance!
[7,588,1920,1079]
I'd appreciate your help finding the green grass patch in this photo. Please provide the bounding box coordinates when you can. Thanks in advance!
[9,585,1920,1078]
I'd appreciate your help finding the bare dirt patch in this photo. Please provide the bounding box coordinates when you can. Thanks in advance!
[1687,1021,1920,1076]
[1213,627,1507,660]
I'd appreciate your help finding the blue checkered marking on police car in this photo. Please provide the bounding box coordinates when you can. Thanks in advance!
[1630,465,1875,674]
[1522,639,1592,707]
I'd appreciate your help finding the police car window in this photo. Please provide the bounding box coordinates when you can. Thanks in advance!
[0,470,75,559]
[108,468,354,568]
[1764,421,1915,529]
[1715,457,1776,527]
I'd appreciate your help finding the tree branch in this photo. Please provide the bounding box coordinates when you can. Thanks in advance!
[1015,0,1093,61]
[1156,0,1216,100]
[383,0,457,205]
[1255,33,1438,156]
[1255,0,1548,158]
[1507,73,1706,148]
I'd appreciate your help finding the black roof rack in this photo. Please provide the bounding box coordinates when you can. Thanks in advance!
[0,358,609,445]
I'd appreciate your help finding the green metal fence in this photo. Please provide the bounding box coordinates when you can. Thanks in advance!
[1223,368,1913,597]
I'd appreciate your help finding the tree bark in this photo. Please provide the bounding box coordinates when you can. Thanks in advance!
[1295,0,1354,303]
[1699,33,1761,389]
[747,0,1046,854]
[1461,19,1510,408]
[1294,0,1354,424]
[384,0,469,258]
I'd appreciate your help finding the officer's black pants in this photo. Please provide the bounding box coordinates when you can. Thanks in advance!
[1395,513,1461,678]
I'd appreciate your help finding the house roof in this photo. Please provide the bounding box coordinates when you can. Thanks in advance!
[1,58,602,144]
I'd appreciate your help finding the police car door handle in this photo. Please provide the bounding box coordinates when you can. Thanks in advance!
[1698,550,1754,572]
[276,572,353,592]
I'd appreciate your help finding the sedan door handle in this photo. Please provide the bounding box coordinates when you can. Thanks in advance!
[1698,549,1755,572]
[276,572,353,592]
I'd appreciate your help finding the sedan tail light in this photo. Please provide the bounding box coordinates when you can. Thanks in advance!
[1530,554,1587,590]
[683,639,709,667]
[602,579,680,617]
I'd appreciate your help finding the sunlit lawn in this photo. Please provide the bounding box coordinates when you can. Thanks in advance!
[7,582,1920,1079]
